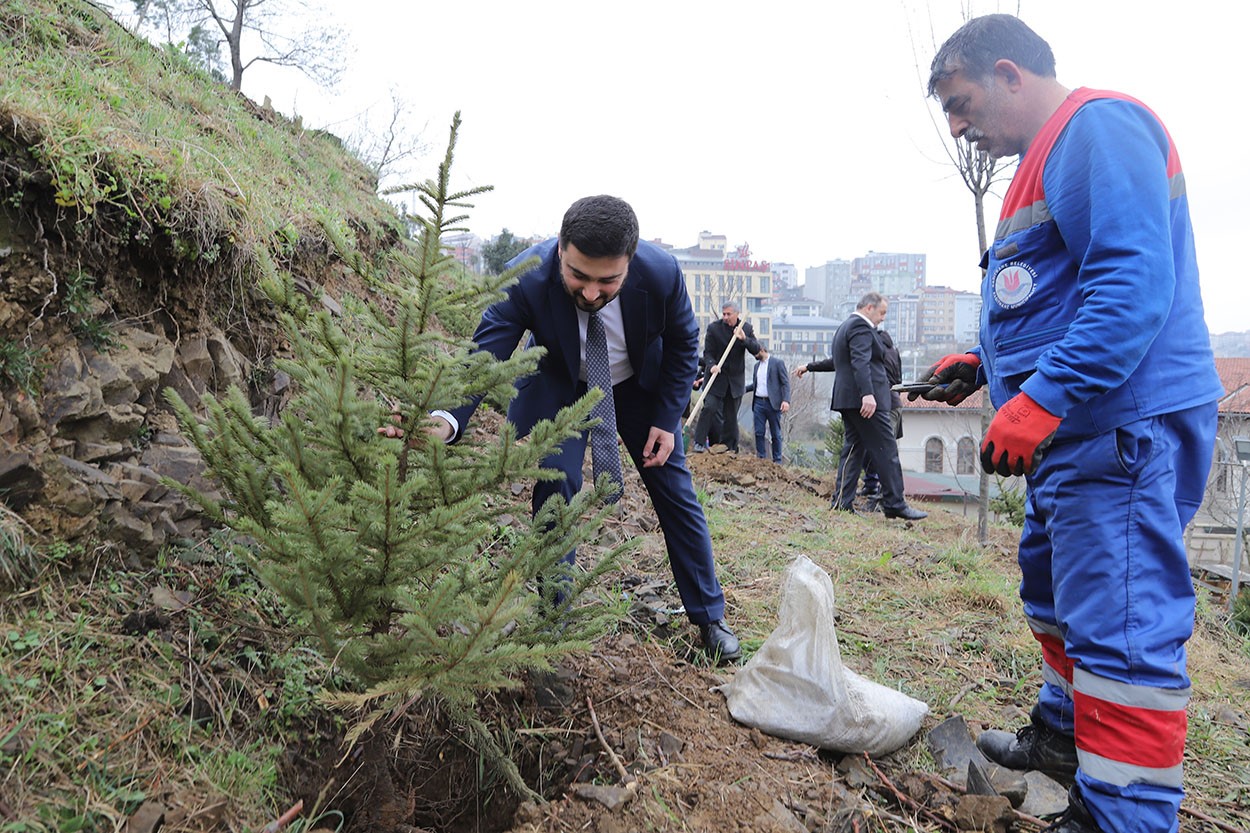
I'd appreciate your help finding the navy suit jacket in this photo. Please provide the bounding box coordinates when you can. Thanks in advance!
[449,239,699,440]
[746,356,791,411]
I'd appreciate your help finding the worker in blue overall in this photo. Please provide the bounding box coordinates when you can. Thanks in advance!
[924,14,1222,833]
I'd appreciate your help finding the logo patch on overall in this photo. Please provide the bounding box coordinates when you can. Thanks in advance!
[993,261,1037,309]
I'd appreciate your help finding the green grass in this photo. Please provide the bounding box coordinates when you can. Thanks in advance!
[0,539,337,831]
[0,0,403,325]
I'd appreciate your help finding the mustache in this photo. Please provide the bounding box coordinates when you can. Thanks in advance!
[964,127,987,144]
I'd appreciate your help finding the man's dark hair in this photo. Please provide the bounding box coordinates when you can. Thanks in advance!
[857,292,885,310]
[559,195,640,258]
[928,14,1056,96]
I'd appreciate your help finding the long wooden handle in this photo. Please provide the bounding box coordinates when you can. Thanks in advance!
[687,311,749,426]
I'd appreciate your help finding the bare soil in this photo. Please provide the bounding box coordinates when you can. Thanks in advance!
[246,447,1250,830]
[271,450,1161,833]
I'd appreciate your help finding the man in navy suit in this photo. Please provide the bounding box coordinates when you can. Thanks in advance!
[427,195,740,663]
[745,347,790,463]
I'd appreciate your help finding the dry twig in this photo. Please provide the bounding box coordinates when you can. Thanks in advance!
[864,752,957,832]
[258,799,303,833]
[585,697,637,790]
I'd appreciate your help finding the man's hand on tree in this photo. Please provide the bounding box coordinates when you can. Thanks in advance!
[377,412,454,443]
[980,392,1061,477]
[912,352,982,405]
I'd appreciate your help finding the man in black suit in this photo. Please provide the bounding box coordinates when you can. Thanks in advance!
[797,293,926,520]
[745,347,790,463]
[692,302,759,453]
[860,328,904,505]
[413,195,741,663]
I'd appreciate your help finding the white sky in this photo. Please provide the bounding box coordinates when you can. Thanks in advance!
[243,0,1247,334]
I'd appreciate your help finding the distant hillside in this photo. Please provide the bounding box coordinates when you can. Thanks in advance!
[1210,330,1250,358]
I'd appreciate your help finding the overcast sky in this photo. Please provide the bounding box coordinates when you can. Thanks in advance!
[241,0,1245,335]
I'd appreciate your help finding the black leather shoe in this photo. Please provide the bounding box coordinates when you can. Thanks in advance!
[698,620,741,664]
[977,706,1079,782]
[1043,787,1103,832]
[883,505,928,520]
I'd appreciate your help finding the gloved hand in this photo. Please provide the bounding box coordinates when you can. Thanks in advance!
[912,352,982,405]
[980,392,1061,476]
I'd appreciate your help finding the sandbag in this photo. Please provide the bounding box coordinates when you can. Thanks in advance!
[718,554,928,755]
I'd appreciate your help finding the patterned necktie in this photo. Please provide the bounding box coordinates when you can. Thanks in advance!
[585,311,624,503]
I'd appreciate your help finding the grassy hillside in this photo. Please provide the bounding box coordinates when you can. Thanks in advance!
[0,0,402,336]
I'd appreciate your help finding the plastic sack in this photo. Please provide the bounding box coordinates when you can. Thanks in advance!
[718,554,928,755]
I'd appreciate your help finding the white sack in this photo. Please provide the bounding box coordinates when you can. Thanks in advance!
[718,554,928,755]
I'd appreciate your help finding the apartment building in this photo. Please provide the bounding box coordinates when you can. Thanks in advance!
[669,232,774,349]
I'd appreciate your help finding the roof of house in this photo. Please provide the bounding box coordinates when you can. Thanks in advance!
[903,470,1010,502]
[1216,358,1250,414]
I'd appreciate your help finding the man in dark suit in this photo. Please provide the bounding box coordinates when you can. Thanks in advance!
[745,347,790,463]
[425,195,740,663]
[860,328,904,505]
[798,293,926,520]
[692,302,759,453]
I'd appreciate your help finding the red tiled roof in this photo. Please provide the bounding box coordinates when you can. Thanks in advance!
[901,357,1250,414]
[1216,358,1250,414]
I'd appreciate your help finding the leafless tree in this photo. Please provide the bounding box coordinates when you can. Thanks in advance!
[906,2,1020,545]
[119,0,344,92]
[344,92,428,184]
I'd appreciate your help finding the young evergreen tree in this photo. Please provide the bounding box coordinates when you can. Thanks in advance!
[166,113,621,799]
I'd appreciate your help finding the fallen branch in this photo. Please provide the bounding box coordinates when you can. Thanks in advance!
[586,697,637,790]
[864,752,958,832]
[1180,804,1248,833]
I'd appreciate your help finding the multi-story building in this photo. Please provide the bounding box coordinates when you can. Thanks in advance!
[803,259,852,316]
[918,286,957,347]
[442,232,483,273]
[916,286,982,351]
[887,295,921,346]
[953,290,983,345]
[769,315,841,364]
[670,233,773,350]
[770,262,799,296]
[851,252,927,297]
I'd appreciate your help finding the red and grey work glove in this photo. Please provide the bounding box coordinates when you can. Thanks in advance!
[912,352,982,405]
[980,392,1062,477]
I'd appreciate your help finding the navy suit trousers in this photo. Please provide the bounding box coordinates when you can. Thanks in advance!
[531,375,726,624]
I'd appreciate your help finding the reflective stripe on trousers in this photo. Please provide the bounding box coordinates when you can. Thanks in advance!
[1015,402,1216,833]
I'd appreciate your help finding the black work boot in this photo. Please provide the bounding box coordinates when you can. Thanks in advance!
[698,620,742,665]
[1043,787,1103,832]
[976,706,1079,782]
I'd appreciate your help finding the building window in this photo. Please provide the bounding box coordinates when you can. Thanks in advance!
[925,438,944,473]
[957,437,977,475]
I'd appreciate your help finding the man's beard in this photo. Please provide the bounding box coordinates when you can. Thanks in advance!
[571,292,609,312]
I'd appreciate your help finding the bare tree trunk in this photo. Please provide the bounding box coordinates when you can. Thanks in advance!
[974,189,991,544]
